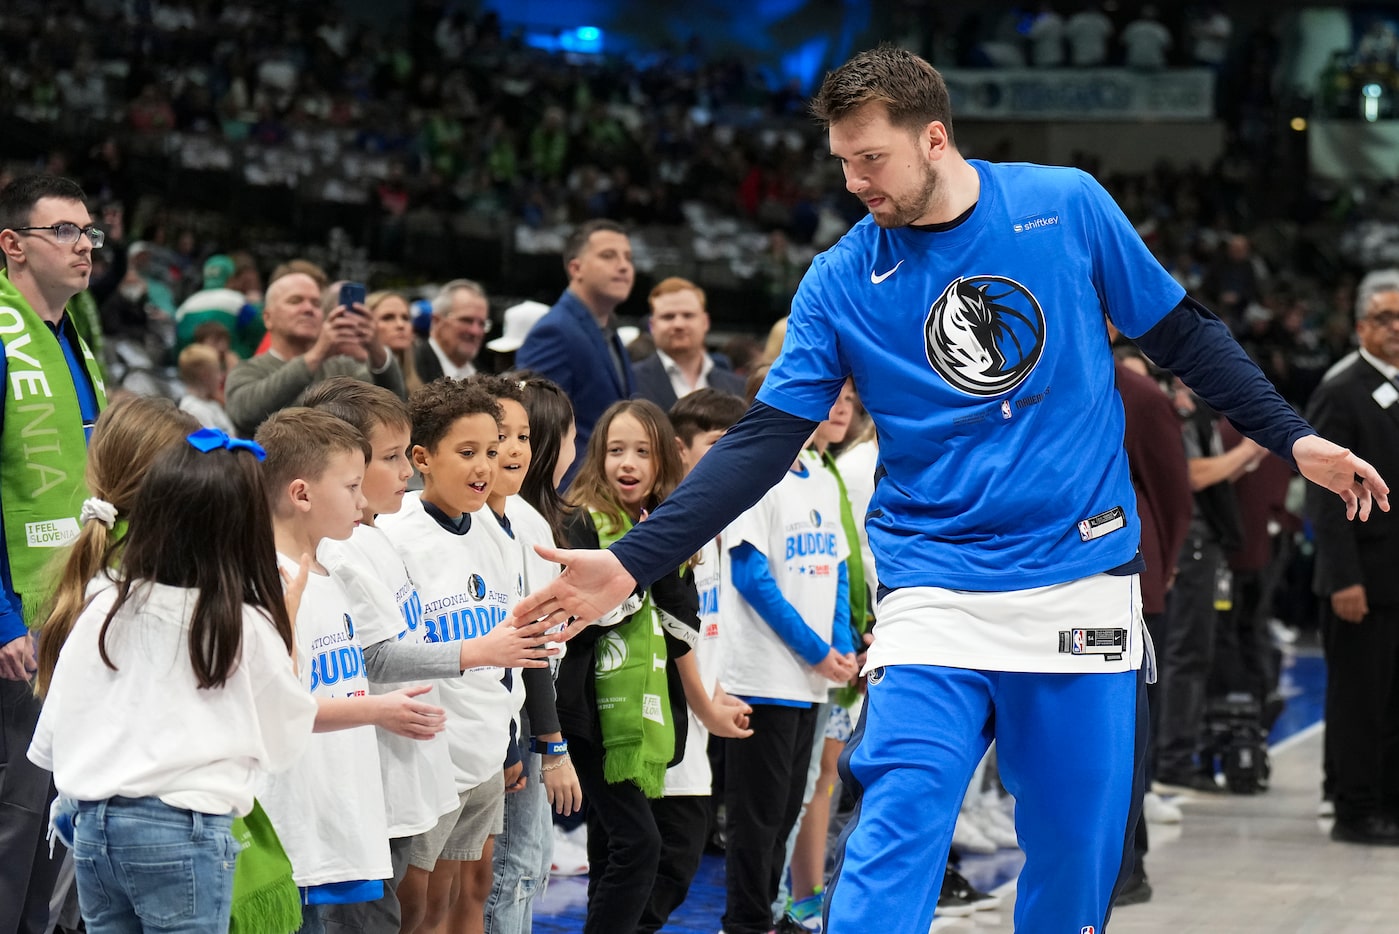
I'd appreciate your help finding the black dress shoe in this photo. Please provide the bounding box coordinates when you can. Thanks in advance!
[1115,873,1153,906]
[1331,815,1399,845]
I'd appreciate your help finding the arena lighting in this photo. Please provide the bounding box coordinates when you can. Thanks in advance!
[1363,82,1382,123]
[1290,117,1307,132]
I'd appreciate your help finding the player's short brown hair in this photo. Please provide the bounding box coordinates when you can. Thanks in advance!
[811,45,955,144]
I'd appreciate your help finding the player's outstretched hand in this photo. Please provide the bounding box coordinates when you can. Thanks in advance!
[1294,434,1391,521]
[462,617,560,670]
[508,546,638,639]
[375,684,447,741]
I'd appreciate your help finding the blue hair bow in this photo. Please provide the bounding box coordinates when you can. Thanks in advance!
[187,427,267,461]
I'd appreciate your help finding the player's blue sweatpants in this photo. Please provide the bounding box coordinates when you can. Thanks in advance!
[825,664,1147,934]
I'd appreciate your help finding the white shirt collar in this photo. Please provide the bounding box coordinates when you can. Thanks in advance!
[655,348,713,398]
[1359,346,1399,384]
[429,336,476,380]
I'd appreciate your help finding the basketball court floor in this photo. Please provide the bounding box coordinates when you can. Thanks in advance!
[536,648,1396,933]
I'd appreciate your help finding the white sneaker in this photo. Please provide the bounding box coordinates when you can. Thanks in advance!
[550,826,588,876]
[1143,792,1183,825]
[951,813,996,854]
[968,806,1019,849]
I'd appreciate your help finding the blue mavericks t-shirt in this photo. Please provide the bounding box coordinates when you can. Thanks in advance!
[758,160,1185,591]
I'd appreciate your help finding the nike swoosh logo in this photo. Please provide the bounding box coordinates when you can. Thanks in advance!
[870,260,904,284]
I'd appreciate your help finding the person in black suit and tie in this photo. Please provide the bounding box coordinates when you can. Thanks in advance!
[413,278,491,383]
[1307,269,1399,845]
[632,277,747,410]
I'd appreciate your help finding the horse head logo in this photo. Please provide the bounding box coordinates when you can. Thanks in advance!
[925,276,1046,397]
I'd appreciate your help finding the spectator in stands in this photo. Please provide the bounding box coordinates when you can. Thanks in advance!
[174,252,264,357]
[1306,271,1399,845]
[176,343,238,435]
[1188,3,1233,69]
[1122,5,1173,70]
[369,289,426,393]
[1027,3,1067,68]
[1065,1,1115,67]
[413,278,491,382]
[1202,235,1267,330]
[516,219,638,483]
[224,271,404,435]
[633,277,747,411]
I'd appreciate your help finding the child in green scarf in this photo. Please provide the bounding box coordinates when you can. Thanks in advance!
[555,399,700,934]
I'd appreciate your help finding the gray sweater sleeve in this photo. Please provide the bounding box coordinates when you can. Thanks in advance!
[363,638,463,682]
[225,355,317,436]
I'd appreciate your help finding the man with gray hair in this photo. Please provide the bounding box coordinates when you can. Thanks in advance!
[414,279,491,382]
[1308,268,1399,845]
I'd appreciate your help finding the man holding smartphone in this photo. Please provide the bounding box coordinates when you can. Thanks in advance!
[225,273,405,435]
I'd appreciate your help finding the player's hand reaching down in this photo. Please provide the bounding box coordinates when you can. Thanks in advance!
[1294,434,1391,521]
[507,545,638,637]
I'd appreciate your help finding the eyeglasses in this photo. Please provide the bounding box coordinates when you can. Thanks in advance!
[446,316,492,334]
[9,223,105,248]
[1366,311,1399,329]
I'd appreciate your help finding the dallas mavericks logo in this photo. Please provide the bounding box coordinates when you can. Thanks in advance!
[925,276,1045,397]
[468,574,486,601]
[809,509,822,528]
[595,631,628,678]
[343,613,354,639]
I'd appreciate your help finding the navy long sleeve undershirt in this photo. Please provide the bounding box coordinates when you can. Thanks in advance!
[610,298,1316,590]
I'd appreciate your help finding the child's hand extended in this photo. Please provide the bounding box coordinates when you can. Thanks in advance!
[460,617,561,670]
[815,649,858,685]
[373,684,446,741]
[700,688,754,740]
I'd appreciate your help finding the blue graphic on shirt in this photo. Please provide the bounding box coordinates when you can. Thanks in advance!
[786,532,839,560]
[423,605,508,642]
[698,585,721,619]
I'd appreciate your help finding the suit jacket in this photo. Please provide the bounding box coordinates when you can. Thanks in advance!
[632,352,747,411]
[515,290,635,480]
[1305,354,1399,607]
[413,338,445,385]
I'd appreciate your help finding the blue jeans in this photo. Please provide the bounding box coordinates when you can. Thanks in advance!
[70,796,237,934]
[483,753,551,934]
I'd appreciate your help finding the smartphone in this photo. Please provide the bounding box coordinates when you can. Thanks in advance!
[339,282,367,313]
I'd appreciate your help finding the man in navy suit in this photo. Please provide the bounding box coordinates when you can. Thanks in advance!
[516,220,637,483]
[633,276,747,411]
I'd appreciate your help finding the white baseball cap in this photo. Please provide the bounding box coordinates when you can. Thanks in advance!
[487,300,550,353]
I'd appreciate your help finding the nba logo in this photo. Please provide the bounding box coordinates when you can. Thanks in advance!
[1072,630,1085,654]
[1000,400,1012,419]
[1081,927,1095,934]
[1078,519,1092,540]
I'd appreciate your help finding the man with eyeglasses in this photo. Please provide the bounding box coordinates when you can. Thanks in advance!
[0,175,107,934]
[414,278,491,382]
[1307,269,1399,846]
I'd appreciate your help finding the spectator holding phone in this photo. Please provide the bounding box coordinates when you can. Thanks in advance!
[225,273,405,435]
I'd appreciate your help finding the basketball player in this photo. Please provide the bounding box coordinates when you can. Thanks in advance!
[510,47,1388,934]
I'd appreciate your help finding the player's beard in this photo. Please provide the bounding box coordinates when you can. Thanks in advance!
[871,164,941,228]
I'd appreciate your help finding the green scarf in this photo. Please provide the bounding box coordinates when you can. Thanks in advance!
[228,800,301,934]
[591,510,673,798]
[821,450,868,710]
[0,270,107,624]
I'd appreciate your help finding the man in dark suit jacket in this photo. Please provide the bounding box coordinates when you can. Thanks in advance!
[413,278,490,383]
[632,276,747,411]
[516,220,637,484]
[1307,270,1399,845]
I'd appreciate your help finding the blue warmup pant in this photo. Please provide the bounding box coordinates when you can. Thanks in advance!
[826,664,1147,934]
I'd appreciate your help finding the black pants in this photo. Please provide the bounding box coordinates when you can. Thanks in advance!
[636,795,711,934]
[568,733,662,934]
[1322,604,1399,823]
[0,677,65,934]
[1158,537,1222,777]
[722,704,818,934]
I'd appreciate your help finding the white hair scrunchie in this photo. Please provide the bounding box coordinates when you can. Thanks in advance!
[79,497,118,529]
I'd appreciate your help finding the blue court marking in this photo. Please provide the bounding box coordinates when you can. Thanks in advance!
[533,650,1328,931]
